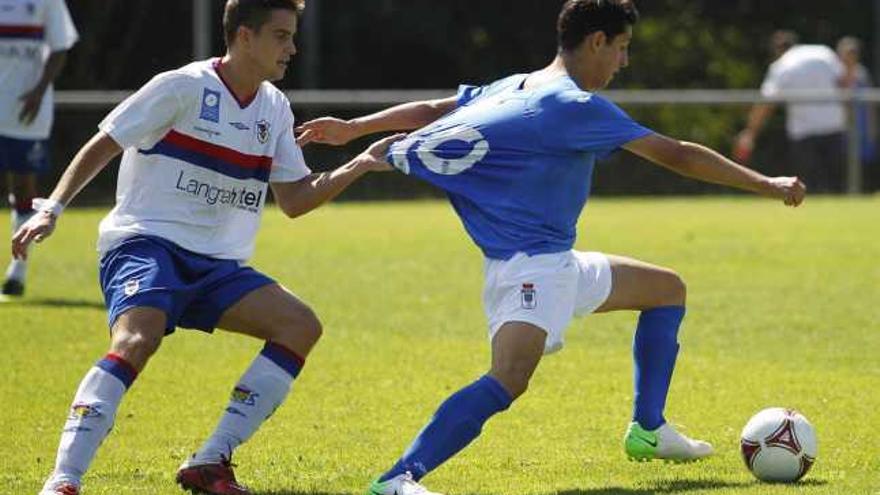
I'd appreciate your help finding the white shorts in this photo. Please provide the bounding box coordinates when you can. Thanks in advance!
[483,250,613,355]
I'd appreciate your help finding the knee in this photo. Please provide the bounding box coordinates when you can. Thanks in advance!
[275,303,323,348]
[111,329,162,368]
[489,360,536,400]
[658,270,687,307]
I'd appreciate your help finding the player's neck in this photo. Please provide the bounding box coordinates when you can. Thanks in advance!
[216,55,262,102]
[555,52,602,92]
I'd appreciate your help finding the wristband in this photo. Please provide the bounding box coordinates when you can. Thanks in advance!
[32,198,64,218]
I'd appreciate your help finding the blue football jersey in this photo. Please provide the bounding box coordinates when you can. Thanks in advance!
[388,74,653,260]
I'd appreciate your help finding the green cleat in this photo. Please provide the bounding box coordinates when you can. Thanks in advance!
[624,421,713,463]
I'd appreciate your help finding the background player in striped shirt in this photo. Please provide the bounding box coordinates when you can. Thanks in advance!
[0,0,77,297]
[13,1,397,494]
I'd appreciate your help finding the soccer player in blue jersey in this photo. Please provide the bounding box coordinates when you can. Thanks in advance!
[13,1,399,494]
[297,1,806,493]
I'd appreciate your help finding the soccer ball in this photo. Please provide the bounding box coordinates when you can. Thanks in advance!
[740,407,817,482]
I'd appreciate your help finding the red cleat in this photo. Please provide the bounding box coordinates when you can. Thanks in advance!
[176,457,251,495]
[39,483,79,495]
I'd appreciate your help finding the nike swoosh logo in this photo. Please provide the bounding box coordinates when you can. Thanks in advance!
[640,436,658,447]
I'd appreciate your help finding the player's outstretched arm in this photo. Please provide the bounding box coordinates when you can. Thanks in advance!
[11,132,122,259]
[271,134,405,219]
[295,96,458,146]
[623,133,805,207]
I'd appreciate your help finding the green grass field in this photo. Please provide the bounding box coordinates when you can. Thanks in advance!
[1,197,878,495]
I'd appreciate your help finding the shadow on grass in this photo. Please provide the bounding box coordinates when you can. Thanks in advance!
[555,477,828,494]
[251,478,829,495]
[11,297,105,310]
[256,492,353,495]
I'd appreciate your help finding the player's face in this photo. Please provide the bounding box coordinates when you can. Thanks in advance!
[248,9,299,81]
[596,29,632,88]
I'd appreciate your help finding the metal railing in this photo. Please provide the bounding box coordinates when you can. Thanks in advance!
[57,88,880,194]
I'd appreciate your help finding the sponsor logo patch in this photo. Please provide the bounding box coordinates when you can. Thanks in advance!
[229,122,250,131]
[193,125,221,139]
[69,403,102,420]
[520,283,537,310]
[174,170,264,213]
[200,88,221,123]
[230,386,259,406]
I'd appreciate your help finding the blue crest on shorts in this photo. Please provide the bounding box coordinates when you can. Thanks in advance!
[200,88,221,123]
[521,283,537,309]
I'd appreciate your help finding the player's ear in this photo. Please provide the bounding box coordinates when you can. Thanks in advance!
[585,31,607,53]
[236,25,252,47]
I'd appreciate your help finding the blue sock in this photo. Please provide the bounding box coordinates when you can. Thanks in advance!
[632,305,685,431]
[379,375,512,482]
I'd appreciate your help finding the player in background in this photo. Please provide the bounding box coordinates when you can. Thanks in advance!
[296,1,806,493]
[13,1,397,494]
[0,0,77,297]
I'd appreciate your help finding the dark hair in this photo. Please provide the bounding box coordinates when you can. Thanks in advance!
[224,0,305,47]
[557,0,639,52]
[770,30,798,56]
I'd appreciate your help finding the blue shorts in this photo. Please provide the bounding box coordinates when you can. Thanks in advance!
[0,135,50,174]
[99,235,275,334]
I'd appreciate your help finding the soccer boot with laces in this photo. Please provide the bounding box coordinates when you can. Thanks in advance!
[176,455,251,495]
[366,472,444,495]
[38,482,79,495]
[624,421,713,463]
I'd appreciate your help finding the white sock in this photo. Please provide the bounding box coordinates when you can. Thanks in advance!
[190,346,300,465]
[6,208,35,282]
[42,356,136,490]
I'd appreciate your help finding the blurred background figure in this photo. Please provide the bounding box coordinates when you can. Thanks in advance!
[837,36,878,192]
[0,0,78,297]
[734,30,846,193]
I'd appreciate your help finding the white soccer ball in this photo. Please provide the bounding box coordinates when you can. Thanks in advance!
[740,407,817,482]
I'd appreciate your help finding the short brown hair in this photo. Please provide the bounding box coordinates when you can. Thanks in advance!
[223,0,305,47]
[557,0,639,52]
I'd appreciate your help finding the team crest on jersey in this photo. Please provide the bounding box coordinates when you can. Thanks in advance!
[521,283,537,309]
[200,88,221,123]
[255,120,271,144]
[26,2,36,15]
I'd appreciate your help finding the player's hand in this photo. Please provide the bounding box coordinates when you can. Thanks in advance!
[765,176,806,207]
[733,131,755,163]
[295,117,360,146]
[11,211,57,260]
[18,87,45,125]
[356,133,407,172]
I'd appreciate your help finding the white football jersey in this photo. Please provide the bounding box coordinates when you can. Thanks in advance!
[97,59,311,261]
[0,0,78,139]
[761,45,846,140]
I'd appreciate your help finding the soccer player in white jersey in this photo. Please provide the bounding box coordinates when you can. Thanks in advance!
[0,0,77,297]
[297,1,806,494]
[12,1,398,494]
